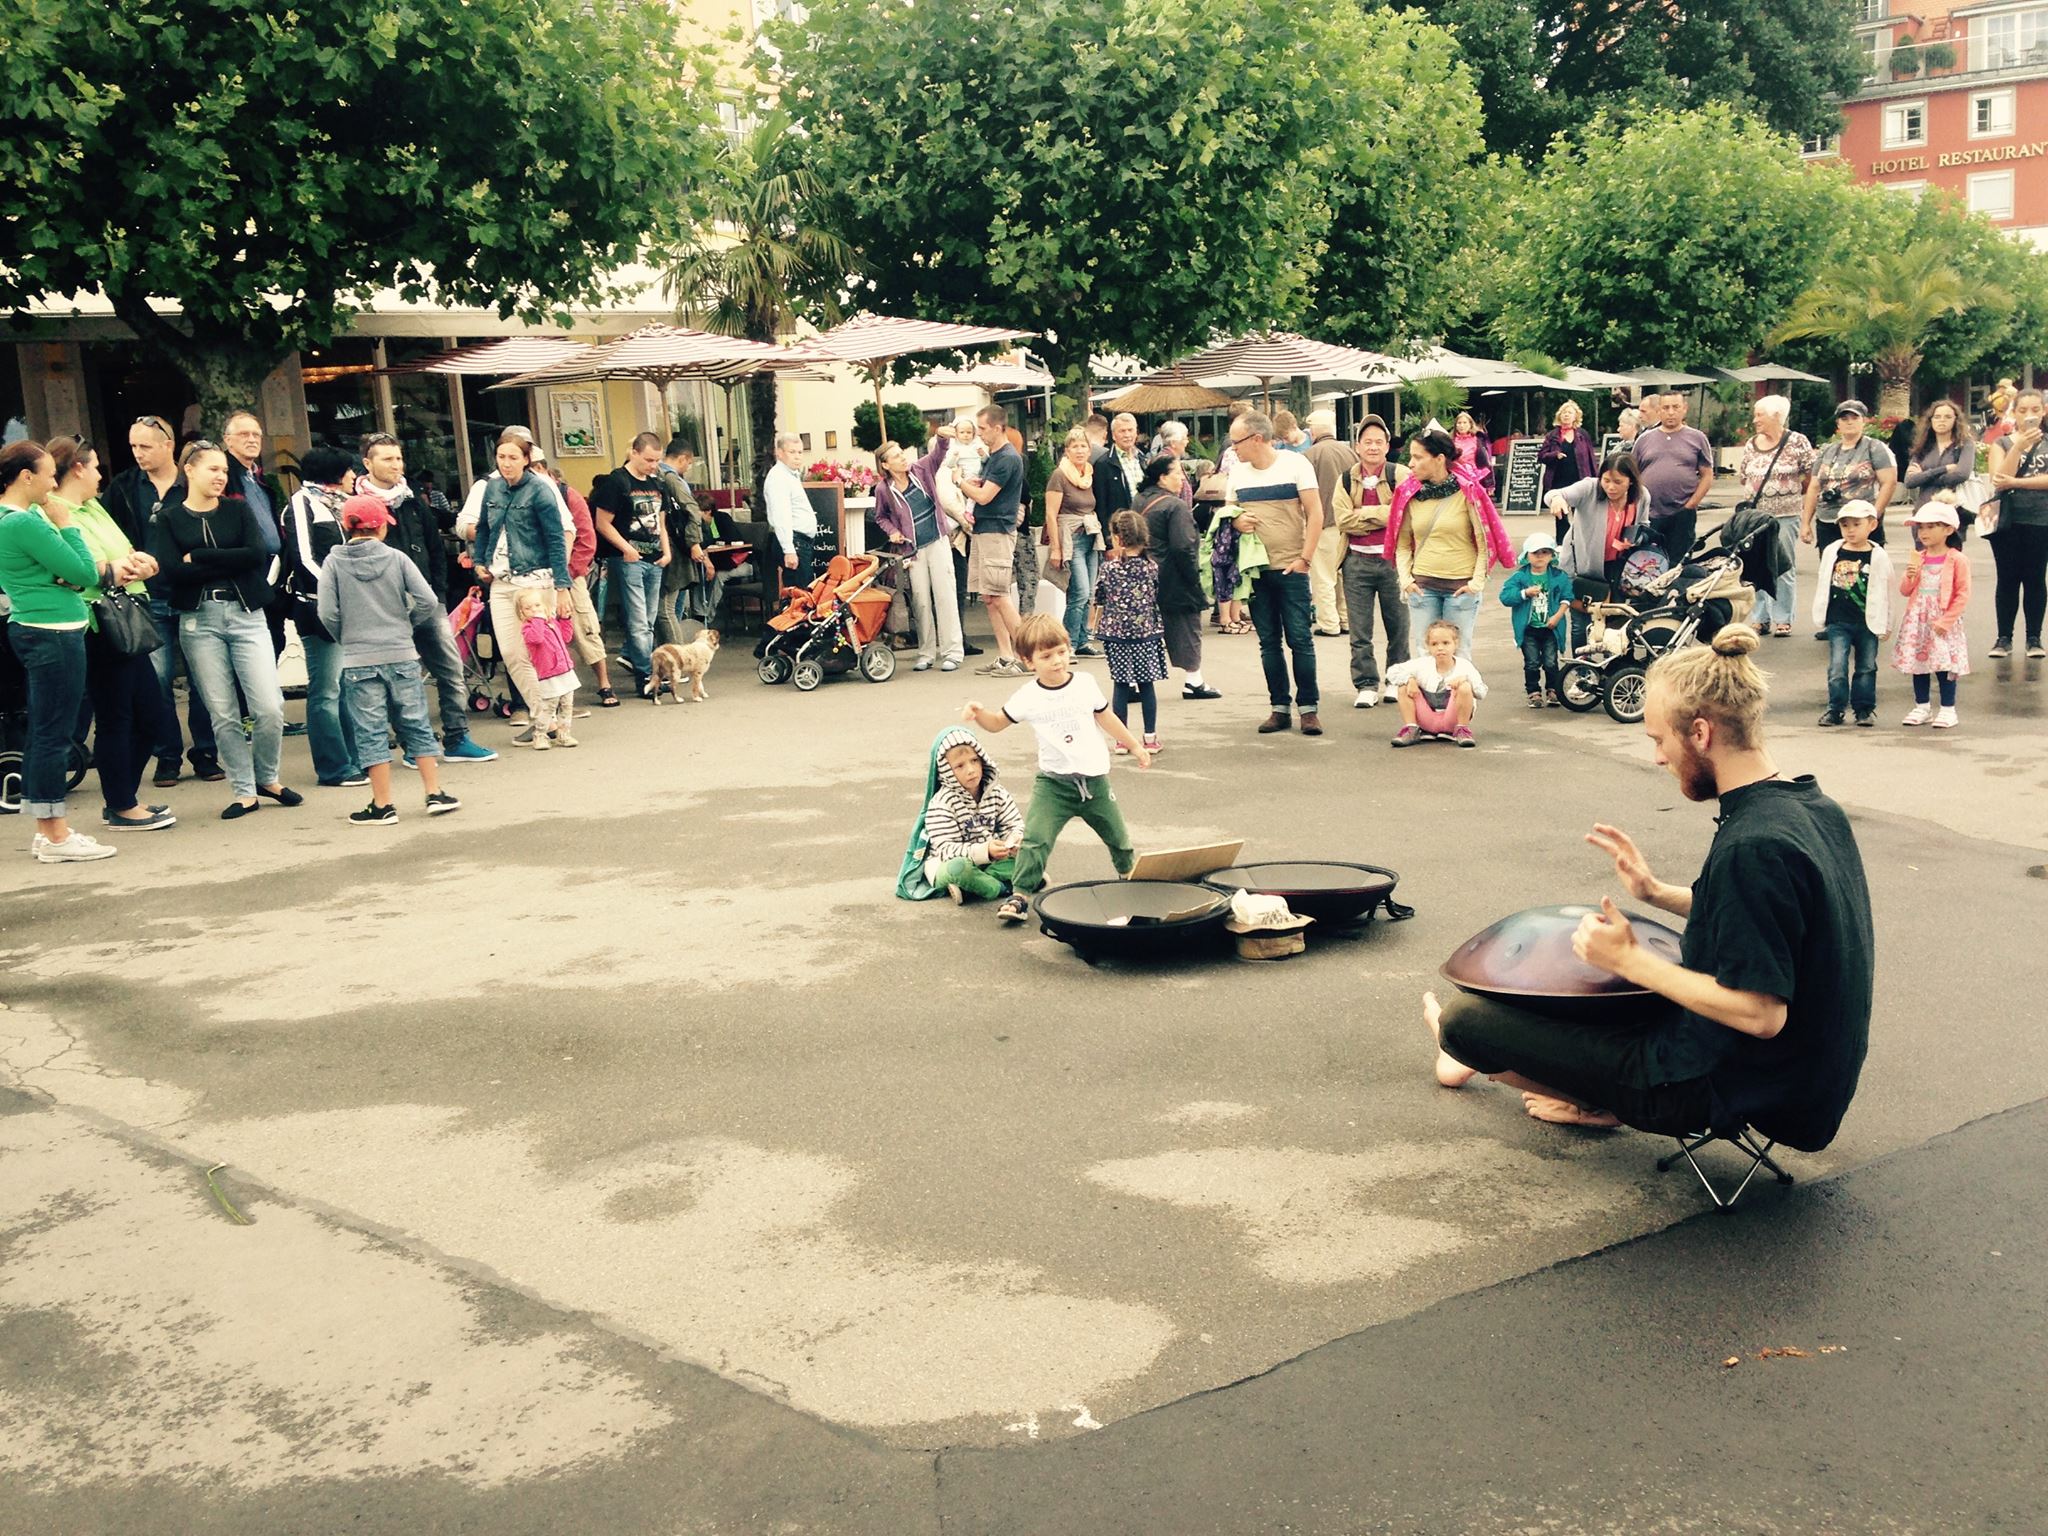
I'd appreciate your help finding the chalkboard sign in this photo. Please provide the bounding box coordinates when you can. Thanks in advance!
[1601,432,1627,462]
[1499,438,1545,514]
[803,481,844,564]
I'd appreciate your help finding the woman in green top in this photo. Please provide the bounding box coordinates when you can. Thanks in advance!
[45,436,175,833]
[0,440,116,862]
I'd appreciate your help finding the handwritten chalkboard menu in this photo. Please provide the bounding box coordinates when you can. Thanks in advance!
[803,481,844,564]
[1499,439,1545,514]
[1601,432,1627,461]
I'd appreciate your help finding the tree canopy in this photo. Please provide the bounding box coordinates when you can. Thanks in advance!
[1489,104,1852,371]
[776,0,1480,405]
[1400,0,1868,162]
[0,0,721,421]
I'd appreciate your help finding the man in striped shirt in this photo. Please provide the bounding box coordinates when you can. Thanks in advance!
[1226,411,1326,735]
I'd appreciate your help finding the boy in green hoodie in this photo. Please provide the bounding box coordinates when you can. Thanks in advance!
[1499,534,1575,707]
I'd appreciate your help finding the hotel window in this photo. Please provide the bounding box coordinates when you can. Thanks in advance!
[1881,101,1926,148]
[1801,133,1841,157]
[1977,9,2048,70]
[1854,0,1886,20]
[1886,180,1929,202]
[1972,89,2017,139]
[1860,32,1882,79]
[1969,170,2016,220]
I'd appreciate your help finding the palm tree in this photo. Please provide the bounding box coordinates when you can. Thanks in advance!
[1769,241,1989,420]
[660,107,855,485]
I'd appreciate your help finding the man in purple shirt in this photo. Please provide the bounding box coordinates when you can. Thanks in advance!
[1631,393,1717,557]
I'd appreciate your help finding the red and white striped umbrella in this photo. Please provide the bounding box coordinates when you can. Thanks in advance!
[1144,332,1400,388]
[794,314,1037,422]
[378,336,585,377]
[489,325,817,390]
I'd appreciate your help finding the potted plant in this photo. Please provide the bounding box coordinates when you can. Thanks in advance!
[1923,41,1957,72]
[1889,42,1922,78]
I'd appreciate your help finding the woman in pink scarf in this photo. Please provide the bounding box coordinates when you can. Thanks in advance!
[1382,425,1515,658]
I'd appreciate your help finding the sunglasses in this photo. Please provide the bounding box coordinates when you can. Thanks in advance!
[132,415,174,437]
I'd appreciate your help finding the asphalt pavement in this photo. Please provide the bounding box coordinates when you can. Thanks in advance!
[2,517,2044,1534]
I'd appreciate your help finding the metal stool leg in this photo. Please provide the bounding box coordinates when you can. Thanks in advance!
[1658,1126,1793,1209]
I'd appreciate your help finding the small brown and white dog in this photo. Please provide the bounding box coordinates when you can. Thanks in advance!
[649,631,720,703]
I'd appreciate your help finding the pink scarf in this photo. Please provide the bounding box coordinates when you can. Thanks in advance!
[1380,463,1516,570]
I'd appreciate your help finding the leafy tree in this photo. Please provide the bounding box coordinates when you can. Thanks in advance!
[1770,241,1987,420]
[661,103,855,483]
[776,0,1469,410]
[1399,0,1868,162]
[851,399,928,452]
[0,0,721,431]
[1491,105,1851,371]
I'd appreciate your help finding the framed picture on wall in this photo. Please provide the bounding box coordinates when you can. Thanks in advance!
[550,390,605,460]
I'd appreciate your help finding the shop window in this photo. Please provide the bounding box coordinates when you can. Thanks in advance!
[824,430,838,449]
[799,432,812,451]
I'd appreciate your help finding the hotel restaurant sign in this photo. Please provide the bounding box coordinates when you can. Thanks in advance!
[1873,140,2048,174]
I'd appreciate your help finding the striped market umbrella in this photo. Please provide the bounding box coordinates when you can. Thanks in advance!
[794,314,1036,424]
[488,324,815,389]
[378,336,585,377]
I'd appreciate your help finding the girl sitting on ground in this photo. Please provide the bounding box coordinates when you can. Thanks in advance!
[895,727,1023,904]
[1091,509,1169,756]
[1391,618,1485,749]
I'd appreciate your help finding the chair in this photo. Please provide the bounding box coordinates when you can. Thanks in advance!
[1656,1123,1794,1209]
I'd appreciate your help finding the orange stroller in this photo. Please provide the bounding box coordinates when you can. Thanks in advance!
[754,553,898,691]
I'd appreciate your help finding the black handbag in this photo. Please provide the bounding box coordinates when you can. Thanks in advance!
[93,586,163,657]
[283,563,331,642]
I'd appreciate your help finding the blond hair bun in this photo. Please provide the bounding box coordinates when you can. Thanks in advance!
[1711,624,1762,659]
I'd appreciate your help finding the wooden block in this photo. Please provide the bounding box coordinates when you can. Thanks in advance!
[1126,840,1246,883]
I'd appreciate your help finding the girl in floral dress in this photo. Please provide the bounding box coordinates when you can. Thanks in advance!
[1893,504,1972,730]
[1092,509,1169,755]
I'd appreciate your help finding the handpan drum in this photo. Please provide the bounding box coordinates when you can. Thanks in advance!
[1440,903,1685,1021]
[1032,880,1234,962]
[1204,861,1409,925]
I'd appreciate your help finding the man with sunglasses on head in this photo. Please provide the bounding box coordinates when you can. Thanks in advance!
[356,432,496,762]
[220,410,292,659]
[108,414,222,786]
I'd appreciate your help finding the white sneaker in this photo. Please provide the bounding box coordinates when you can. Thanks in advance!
[35,832,117,863]
[1932,706,1959,730]
[1901,702,1933,726]
[1354,687,1378,708]
[1382,681,1399,701]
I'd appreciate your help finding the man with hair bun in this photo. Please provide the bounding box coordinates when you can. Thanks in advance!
[1421,625,1875,1155]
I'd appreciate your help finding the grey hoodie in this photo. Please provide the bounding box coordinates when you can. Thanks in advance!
[315,537,442,667]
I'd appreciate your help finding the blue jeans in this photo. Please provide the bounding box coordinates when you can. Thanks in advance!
[300,632,362,784]
[1753,515,1801,629]
[1825,622,1878,718]
[342,662,439,769]
[178,601,284,799]
[7,622,87,819]
[1404,587,1482,659]
[1521,626,1563,694]
[414,615,471,745]
[1248,569,1318,710]
[147,597,215,760]
[1060,535,1099,651]
[607,556,664,678]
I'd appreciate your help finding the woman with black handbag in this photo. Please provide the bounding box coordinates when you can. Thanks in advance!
[281,446,365,788]
[44,436,176,833]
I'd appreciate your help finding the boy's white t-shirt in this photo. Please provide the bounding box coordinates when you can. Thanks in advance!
[1003,671,1112,777]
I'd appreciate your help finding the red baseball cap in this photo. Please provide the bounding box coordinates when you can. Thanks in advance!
[340,495,394,532]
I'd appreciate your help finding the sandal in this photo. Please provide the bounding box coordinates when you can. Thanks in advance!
[597,686,621,708]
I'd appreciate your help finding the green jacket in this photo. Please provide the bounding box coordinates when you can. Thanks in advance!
[0,505,98,627]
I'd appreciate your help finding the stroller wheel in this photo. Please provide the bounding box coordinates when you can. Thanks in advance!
[469,691,494,714]
[791,657,826,693]
[858,641,897,683]
[1603,663,1649,724]
[757,653,792,685]
[493,699,516,720]
[65,739,91,791]
[0,749,22,814]
[1557,662,1605,713]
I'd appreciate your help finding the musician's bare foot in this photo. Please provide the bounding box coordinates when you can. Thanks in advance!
[1423,991,1477,1088]
[1521,1092,1621,1129]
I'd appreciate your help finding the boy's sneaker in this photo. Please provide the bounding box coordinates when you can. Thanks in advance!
[1854,712,1876,727]
[35,832,117,863]
[1527,691,1545,709]
[1902,702,1934,726]
[1390,724,1421,748]
[1545,690,1563,708]
[948,883,967,906]
[996,895,1029,924]
[1932,706,1959,729]
[349,801,398,826]
[425,791,461,816]
[553,731,580,748]
[443,737,497,762]
[1452,725,1478,748]
[532,730,552,751]
[1987,637,2012,659]
[1817,711,1845,727]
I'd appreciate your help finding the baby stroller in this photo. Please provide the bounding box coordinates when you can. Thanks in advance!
[1559,512,1769,724]
[758,553,898,692]
[0,626,91,815]
[449,586,517,720]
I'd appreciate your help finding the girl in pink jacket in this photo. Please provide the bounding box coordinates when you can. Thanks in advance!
[1893,504,1971,729]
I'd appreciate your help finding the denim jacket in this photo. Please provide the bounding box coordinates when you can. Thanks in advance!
[472,473,569,587]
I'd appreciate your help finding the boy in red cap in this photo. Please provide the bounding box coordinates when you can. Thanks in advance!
[316,496,461,824]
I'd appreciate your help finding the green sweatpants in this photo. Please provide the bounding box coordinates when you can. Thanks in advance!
[933,854,1017,902]
[1011,773,1136,894]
